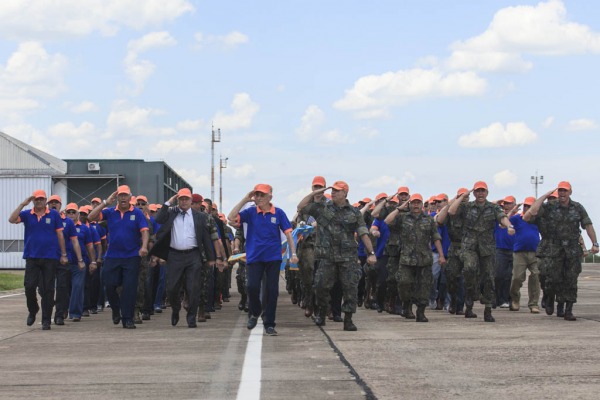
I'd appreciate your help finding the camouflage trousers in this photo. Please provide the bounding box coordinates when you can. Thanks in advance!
[445,246,463,301]
[385,256,400,298]
[397,264,432,307]
[135,256,149,314]
[298,245,315,302]
[236,261,247,297]
[314,259,361,314]
[546,251,581,303]
[461,250,495,306]
[198,264,211,311]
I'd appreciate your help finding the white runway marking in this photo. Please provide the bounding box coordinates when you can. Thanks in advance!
[236,325,264,400]
[0,292,24,299]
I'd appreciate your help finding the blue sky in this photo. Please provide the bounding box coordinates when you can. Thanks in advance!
[1,0,599,243]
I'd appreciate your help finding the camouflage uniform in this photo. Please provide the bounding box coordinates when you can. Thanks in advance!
[199,215,220,314]
[442,212,465,314]
[455,201,506,315]
[234,228,248,311]
[535,212,552,309]
[389,211,441,318]
[529,200,592,315]
[300,200,368,321]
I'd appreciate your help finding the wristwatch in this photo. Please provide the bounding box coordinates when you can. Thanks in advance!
[593,243,599,247]
[369,251,375,256]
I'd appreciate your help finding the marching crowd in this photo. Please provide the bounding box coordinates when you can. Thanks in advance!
[8,177,598,334]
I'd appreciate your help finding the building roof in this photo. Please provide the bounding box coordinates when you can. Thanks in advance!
[0,131,67,175]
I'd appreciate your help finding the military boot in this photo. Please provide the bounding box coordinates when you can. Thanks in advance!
[464,307,477,318]
[556,302,565,318]
[448,296,457,314]
[238,294,247,311]
[314,309,326,326]
[416,305,429,322]
[402,301,414,319]
[484,306,495,322]
[343,312,357,331]
[564,302,576,321]
[545,293,555,315]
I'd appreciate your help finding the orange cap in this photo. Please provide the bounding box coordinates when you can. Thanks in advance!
[389,195,400,204]
[91,197,102,204]
[332,181,349,192]
[523,197,535,206]
[352,202,360,207]
[436,193,448,202]
[410,193,424,203]
[503,195,516,204]
[253,184,272,194]
[130,196,136,205]
[376,192,388,201]
[360,197,372,203]
[156,204,163,209]
[549,190,558,198]
[178,188,192,198]
[149,204,158,212]
[136,195,148,203]
[457,188,469,196]
[33,189,47,199]
[117,185,131,195]
[48,195,62,203]
[428,196,436,204]
[397,186,410,195]
[78,206,90,213]
[312,176,326,187]
[65,203,78,211]
[557,181,572,191]
[473,181,488,191]
[324,193,332,199]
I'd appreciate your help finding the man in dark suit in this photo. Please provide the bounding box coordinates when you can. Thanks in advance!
[151,188,216,328]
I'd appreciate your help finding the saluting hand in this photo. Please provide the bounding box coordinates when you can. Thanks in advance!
[22,196,34,206]
[105,191,117,206]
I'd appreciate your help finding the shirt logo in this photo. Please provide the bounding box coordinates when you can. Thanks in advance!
[63,222,67,227]
[45,218,51,224]
[271,217,277,224]
[76,228,80,233]
[130,215,136,221]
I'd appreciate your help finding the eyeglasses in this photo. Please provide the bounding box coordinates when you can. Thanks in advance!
[136,202,147,206]
[66,210,77,214]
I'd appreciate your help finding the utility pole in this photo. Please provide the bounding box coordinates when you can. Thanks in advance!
[211,125,221,201]
[530,170,544,198]
[219,155,228,207]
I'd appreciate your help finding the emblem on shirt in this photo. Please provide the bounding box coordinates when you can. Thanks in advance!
[76,228,80,233]
[271,217,277,224]
[63,222,67,227]
[130,215,136,221]
[45,218,51,224]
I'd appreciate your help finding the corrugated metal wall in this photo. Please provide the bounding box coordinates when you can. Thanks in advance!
[0,176,52,269]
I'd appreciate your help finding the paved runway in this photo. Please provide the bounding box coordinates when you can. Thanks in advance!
[1,264,599,400]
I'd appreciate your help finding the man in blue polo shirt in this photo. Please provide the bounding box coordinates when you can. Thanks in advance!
[228,184,298,336]
[9,190,69,330]
[89,185,149,329]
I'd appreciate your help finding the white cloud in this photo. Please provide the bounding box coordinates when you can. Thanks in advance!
[124,31,177,95]
[69,101,98,113]
[362,173,416,190]
[173,168,210,192]
[447,0,600,72]
[494,169,518,188]
[566,118,598,132]
[212,93,259,131]
[232,164,255,179]
[334,68,486,118]
[1,123,52,153]
[458,122,538,148]
[0,42,67,119]
[150,139,200,154]
[296,105,325,141]
[177,119,206,132]
[194,31,249,49]
[0,1,194,40]
[105,100,176,138]
[48,121,96,138]
[543,116,555,128]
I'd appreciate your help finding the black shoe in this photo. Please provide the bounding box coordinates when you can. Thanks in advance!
[357,298,363,307]
[82,310,90,317]
[332,315,343,322]
[265,327,278,336]
[187,316,197,328]
[556,302,565,318]
[171,312,179,326]
[141,312,151,321]
[123,320,136,329]
[314,314,326,326]
[42,321,51,330]
[238,301,245,311]
[484,307,495,322]
[154,307,162,314]
[247,315,258,330]
[465,308,477,318]
[54,316,65,326]
[90,308,98,315]
[343,314,357,331]
[112,310,121,325]
[27,312,37,326]
[416,306,429,322]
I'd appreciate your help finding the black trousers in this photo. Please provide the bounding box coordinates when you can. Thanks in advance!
[166,250,202,320]
[25,258,58,323]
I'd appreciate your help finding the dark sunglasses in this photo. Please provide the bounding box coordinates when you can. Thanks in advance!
[66,210,77,214]
[136,202,147,206]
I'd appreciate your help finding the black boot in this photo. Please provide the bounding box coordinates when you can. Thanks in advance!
[564,302,576,321]
[416,305,429,322]
[238,294,247,311]
[343,312,357,331]
[403,302,415,319]
[541,292,547,309]
[545,293,555,315]
[314,309,326,326]
[556,302,565,318]
[448,296,457,314]
[484,306,495,322]
[464,298,477,318]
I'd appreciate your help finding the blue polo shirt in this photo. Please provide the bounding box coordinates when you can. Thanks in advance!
[74,222,94,263]
[510,214,540,252]
[495,222,515,250]
[239,204,292,264]
[60,215,79,263]
[371,218,390,258]
[100,206,149,258]
[18,208,64,260]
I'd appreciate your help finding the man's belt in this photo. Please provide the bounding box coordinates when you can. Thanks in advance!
[170,247,198,254]
[549,239,579,246]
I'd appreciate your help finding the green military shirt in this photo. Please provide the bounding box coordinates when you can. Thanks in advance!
[456,200,506,257]
[301,199,368,262]
[389,212,441,267]
[207,215,220,242]
[234,227,246,252]
[378,205,405,257]
[296,197,327,247]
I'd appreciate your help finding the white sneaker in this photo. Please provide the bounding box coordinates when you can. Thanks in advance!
[500,302,510,308]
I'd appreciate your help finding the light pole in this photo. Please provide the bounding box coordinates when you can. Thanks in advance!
[219,155,228,207]
[530,170,544,198]
[211,125,221,201]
